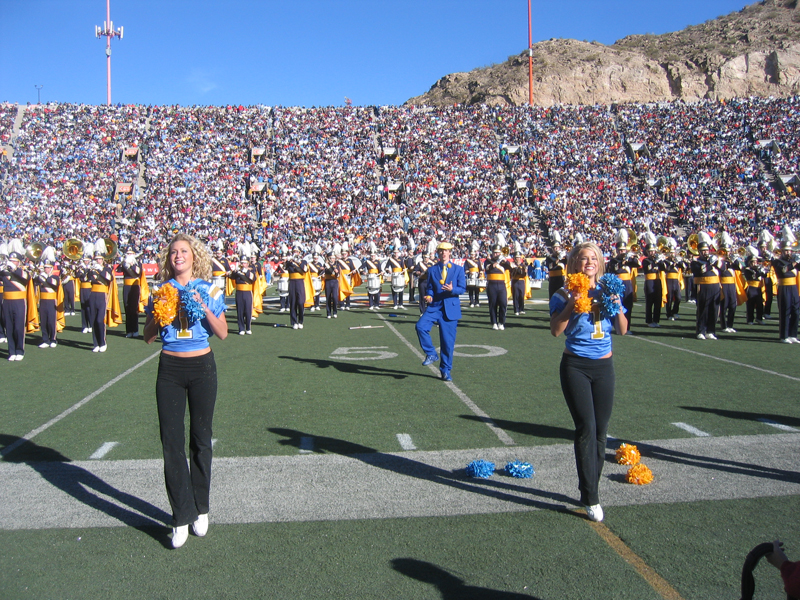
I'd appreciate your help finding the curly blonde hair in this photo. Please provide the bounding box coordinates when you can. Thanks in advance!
[158,233,212,281]
[566,242,606,278]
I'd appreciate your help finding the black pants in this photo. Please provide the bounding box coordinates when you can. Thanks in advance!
[62,281,75,313]
[487,282,507,325]
[719,285,737,329]
[695,285,720,335]
[288,280,305,325]
[235,290,253,333]
[123,284,140,334]
[746,287,764,323]
[665,280,681,318]
[644,281,662,324]
[777,286,800,340]
[467,285,480,305]
[87,292,107,347]
[511,279,525,313]
[560,353,615,506]
[40,299,57,344]
[156,351,217,527]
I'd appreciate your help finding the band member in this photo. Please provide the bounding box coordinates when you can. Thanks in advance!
[663,249,683,320]
[77,255,94,333]
[718,251,743,334]
[545,242,567,298]
[1,251,31,360]
[323,252,340,318]
[338,248,360,311]
[119,248,143,338]
[61,259,76,316]
[35,259,62,348]
[274,252,291,312]
[641,246,664,328]
[87,250,115,352]
[211,249,230,300]
[742,255,766,325]
[286,253,308,329]
[0,251,5,344]
[464,250,483,307]
[690,241,721,340]
[363,252,382,310]
[385,250,406,309]
[771,241,800,343]
[415,241,466,382]
[309,254,324,311]
[759,241,775,319]
[230,255,256,335]
[606,242,639,331]
[511,252,528,315]
[405,251,417,304]
[413,255,433,313]
[485,245,512,330]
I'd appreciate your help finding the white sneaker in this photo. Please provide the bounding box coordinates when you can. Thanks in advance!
[333,314,337,318]
[192,514,208,537]
[791,338,800,344]
[514,312,520,316]
[706,333,717,340]
[88,328,93,333]
[585,504,604,522]
[92,346,100,352]
[781,338,792,344]
[498,324,505,331]
[327,315,331,319]
[0,337,7,343]
[246,330,252,335]
[8,355,16,361]
[98,345,107,352]
[172,525,189,548]
[648,323,657,328]
[492,323,499,330]
[697,333,706,340]
[50,342,58,348]
[399,306,407,310]
[39,343,49,349]
[238,331,245,335]
[728,328,737,333]
[82,328,89,334]
[298,323,304,329]
[520,311,525,315]
[293,324,299,330]
[16,354,23,361]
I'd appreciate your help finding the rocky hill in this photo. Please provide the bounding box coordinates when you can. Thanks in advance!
[406,0,800,106]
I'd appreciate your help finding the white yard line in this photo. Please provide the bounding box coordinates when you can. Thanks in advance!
[396,433,417,450]
[379,315,515,446]
[757,418,799,433]
[89,442,119,460]
[672,422,711,437]
[1,351,161,458]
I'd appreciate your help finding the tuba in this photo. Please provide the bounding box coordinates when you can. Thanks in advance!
[99,238,119,262]
[25,241,45,263]
[687,234,700,256]
[62,238,84,261]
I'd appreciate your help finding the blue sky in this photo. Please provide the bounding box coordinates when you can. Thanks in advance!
[0,0,752,107]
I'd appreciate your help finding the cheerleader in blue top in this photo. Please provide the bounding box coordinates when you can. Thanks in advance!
[550,242,627,523]
[144,233,228,548]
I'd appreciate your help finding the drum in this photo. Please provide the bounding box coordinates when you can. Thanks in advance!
[277,277,289,297]
[391,272,405,293]
[530,280,543,289]
[466,272,479,287]
[212,276,226,291]
[477,277,488,288]
[311,276,322,293]
[366,273,381,294]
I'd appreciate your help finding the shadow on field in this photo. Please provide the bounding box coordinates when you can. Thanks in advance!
[0,434,171,540]
[391,558,541,599]
[269,428,579,512]
[680,406,800,429]
[278,355,436,380]
[459,415,573,442]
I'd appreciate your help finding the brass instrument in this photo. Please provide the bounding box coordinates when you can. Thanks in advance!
[62,238,84,261]
[25,241,44,263]
[98,238,118,263]
[736,247,747,258]
[687,234,699,256]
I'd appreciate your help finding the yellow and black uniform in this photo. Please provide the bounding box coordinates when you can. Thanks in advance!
[464,256,483,307]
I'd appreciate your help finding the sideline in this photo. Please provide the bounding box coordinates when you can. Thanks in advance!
[1,351,161,458]
[378,314,515,446]
[629,335,800,382]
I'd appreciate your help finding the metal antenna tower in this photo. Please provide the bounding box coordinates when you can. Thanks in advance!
[94,0,124,105]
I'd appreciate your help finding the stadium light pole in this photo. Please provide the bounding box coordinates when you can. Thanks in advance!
[95,0,124,106]
[527,0,533,106]
[35,85,43,104]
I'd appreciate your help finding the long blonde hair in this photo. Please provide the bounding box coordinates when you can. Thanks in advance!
[566,242,605,278]
[158,233,212,281]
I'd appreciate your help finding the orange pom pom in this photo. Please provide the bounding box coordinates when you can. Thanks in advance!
[574,296,593,314]
[615,443,641,466]
[566,273,592,314]
[626,463,654,485]
[153,283,179,327]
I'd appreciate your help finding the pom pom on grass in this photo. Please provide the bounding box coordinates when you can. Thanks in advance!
[626,463,654,485]
[465,459,495,478]
[504,461,534,478]
[152,283,179,327]
[615,443,641,466]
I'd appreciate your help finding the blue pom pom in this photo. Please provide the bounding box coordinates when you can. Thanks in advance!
[465,459,495,478]
[180,280,210,324]
[598,274,625,318]
[505,461,534,478]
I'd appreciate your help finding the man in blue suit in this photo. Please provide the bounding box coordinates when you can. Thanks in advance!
[416,241,466,381]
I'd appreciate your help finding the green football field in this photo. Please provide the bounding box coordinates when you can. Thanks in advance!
[1,284,798,599]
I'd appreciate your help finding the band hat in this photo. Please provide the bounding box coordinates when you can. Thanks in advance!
[781,238,794,250]
[491,244,502,252]
[8,251,23,261]
[698,241,710,251]
[437,241,454,250]
[42,259,54,267]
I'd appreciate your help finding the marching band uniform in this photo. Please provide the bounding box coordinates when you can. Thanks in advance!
[119,250,143,338]
[415,242,465,381]
[231,257,256,335]
[211,252,230,301]
[274,258,290,312]
[60,261,76,315]
[413,257,432,313]
[545,245,567,299]
[35,261,62,348]
[511,253,528,315]
[323,253,340,318]
[759,244,775,318]
[77,258,93,333]
[663,254,683,320]
[386,253,406,309]
[742,257,766,324]
[485,246,512,330]
[405,254,417,303]
[364,256,382,309]
[336,255,353,311]
[87,254,114,352]
[641,249,664,327]
[771,246,800,343]
[718,256,742,333]
[464,253,483,307]
[309,257,324,311]
[286,256,308,328]
[606,245,639,329]
[1,252,31,360]
[690,243,721,340]
[0,264,5,344]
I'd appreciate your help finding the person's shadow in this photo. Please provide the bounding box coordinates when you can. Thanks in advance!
[0,434,171,545]
[391,558,542,599]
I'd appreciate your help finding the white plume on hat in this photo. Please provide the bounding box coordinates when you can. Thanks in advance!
[9,238,25,256]
[426,238,438,256]
[717,231,733,250]
[616,228,628,245]
[83,241,95,257]
[407,235,416,253]
[42,246,57,263]
[552,231,562,245]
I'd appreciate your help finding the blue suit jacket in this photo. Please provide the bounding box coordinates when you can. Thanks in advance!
[425,261,466,320]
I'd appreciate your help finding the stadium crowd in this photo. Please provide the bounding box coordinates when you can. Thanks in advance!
[1,96,799,261]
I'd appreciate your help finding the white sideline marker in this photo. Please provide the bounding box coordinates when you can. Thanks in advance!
[396,433,416,451]
[89,442,119,459]
[299,436,314,454]
[757,418,799,432]
[672,422,710,437]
